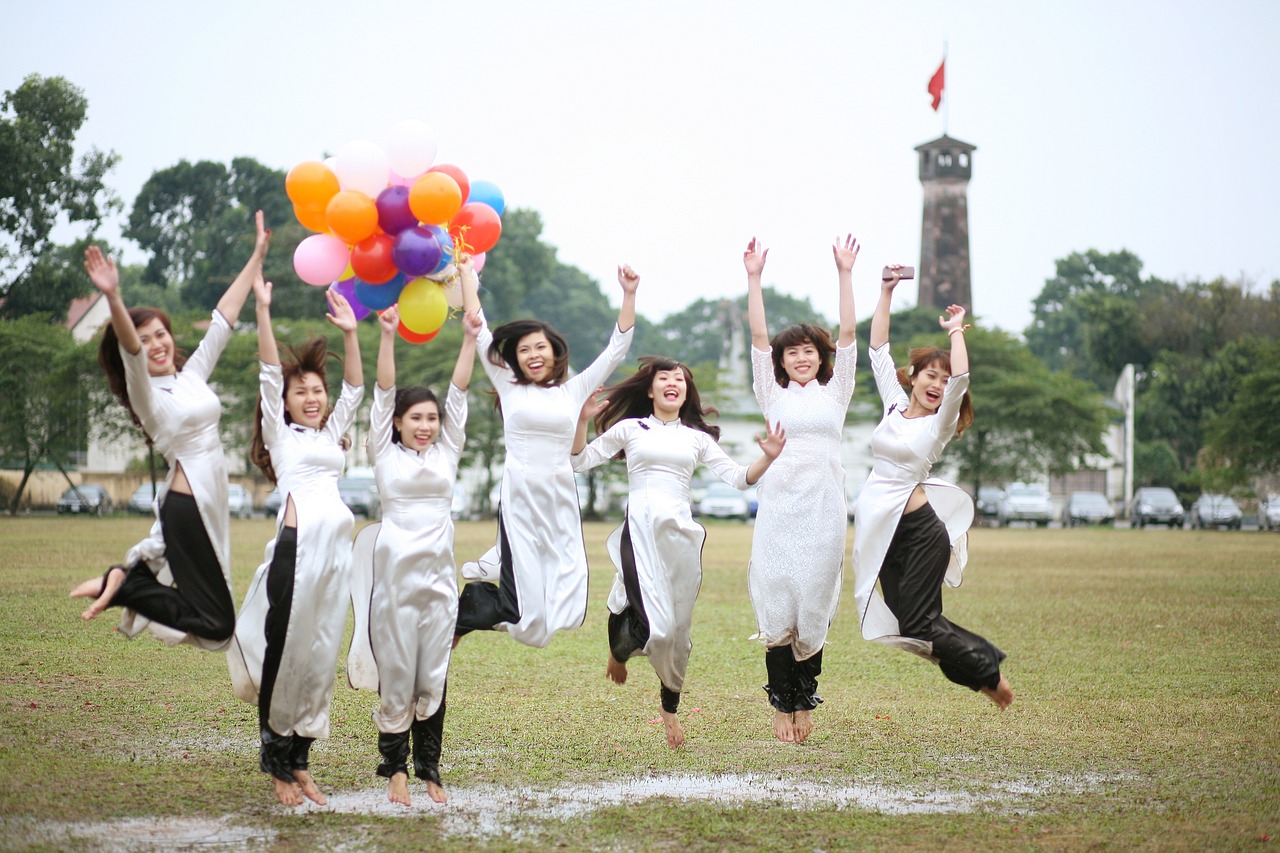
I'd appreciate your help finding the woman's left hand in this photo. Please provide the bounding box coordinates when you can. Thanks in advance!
[756,421,787,459]
[462,309,483,340]
[832,234,859,272]
[617,264,640,294]
[939,304,967,332]
[326,288,359,332]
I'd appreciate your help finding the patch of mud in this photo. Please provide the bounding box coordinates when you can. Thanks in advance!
[4,771,1124,847]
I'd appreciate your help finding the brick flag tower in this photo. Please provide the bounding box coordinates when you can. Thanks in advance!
[915,134,975,312]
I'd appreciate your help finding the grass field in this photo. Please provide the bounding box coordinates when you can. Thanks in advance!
[0,516,1277,852]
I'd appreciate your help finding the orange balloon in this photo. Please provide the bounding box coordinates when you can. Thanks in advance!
[428,163,470,204]
[398,320,440,344]
[286,161,340,209]
[326,190,379,244]
[449,202,503,254]
[293,202,329,233]
[408,172,462,226]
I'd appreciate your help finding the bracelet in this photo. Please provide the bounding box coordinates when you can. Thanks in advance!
[948,328,964,335]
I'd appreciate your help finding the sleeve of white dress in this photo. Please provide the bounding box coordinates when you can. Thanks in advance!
[869,343,910,416]
[121,341,160,441]
[696,433,751,490]
[750,345,777,414]
[475,309,514,390]
[566,323,635,403]
[258,361,287,452]
[182,310,234,383]
[931,372,971,446]
[826,341,858,407]
[439,383,469,464]
[571,420,630,473]
[368,383,394,466]
[327,380,365,441]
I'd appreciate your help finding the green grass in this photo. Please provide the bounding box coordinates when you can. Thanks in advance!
[1,517,1277,851]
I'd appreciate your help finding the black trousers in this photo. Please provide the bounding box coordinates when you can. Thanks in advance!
[377,684,448,787]
[256,527,313,782]
[111,491,235,642]
[880,503,1004,692]
[763,646,823,713]
[455,510,520,635]
[606,519,680,714]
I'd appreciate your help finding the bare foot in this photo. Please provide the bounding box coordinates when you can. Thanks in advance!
[659,709,685,748]
[294,770,327,805]
[426,780,448,803]
[71,566,126,621]
[388,771,411,806]
[980,675,1014,710]
[273,777,303,806]
[793,709,814,743]
[605,653,628,685]
[772,710,795,743]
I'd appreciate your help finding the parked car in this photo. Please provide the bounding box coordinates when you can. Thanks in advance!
[698,482,749,520]
[1063,491,1114,527]
[451,486,471,521]
[127,483,159,515]
[226,483,254,519]
[1189,494,1243,530]
[976,486,1004,526]
[1129,486,1184,528]
[264,488,283,516]
[338,468,381,519]
[1261,494,1280,532]
[56,483,113,516]
[997,482,1052,527]
[744,485,760,518]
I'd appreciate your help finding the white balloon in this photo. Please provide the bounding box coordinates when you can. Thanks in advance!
[443,280,464,309]
[385,120,438,181]
[334,139,390,197]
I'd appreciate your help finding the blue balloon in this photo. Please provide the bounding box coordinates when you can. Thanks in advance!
[428,225,455,274]
[354,273,406,312]
[468,180,505,217]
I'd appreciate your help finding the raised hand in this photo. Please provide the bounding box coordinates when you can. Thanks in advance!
[882,263,908,292]
[462,309,483,340]
[84,246,120,297]
[252,210,270,261]
[617,264,640,294]
[756,422,787,459]
[378,304,400,336]
[938,304,967,332]
[252,271,272,310]
[325,287,358,333]
[579,386,607,423]
[743,238,768,276]
[832,234,859,272]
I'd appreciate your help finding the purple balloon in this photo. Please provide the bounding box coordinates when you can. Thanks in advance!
[331,278,371,321]
[354,273,407,312]
[376,186,418,235]
[392,226,443,278]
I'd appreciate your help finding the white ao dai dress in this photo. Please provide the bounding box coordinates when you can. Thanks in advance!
[348,383,467,732]
[572,416,750,693]
[747,342,856,660]
[227,362,363,740]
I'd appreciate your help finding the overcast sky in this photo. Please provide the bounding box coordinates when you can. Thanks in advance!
[7,0,1278,335]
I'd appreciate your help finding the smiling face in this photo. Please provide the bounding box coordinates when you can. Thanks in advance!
[515,331,554,383]
[135,316,177,377]
[647,367,688,419]
[909,359,951,414]
[395,400,441,451]
[781,340,820,385]
[284,371,328,429]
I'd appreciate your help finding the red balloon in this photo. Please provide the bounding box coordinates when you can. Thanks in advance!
[398,320,441,344]
[450,202,503,254]
[428,163,470,204]
[351,234,397,284]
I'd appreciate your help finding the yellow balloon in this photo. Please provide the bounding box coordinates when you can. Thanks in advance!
[398,278,449,335]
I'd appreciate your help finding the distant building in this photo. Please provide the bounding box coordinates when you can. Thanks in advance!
[916,134,976,312]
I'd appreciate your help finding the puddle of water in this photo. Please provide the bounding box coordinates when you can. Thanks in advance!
[2,815,275,852]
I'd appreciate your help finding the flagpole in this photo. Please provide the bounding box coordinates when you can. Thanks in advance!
[943,40,949,136]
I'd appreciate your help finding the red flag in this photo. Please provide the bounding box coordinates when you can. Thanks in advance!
[928,59,945,111]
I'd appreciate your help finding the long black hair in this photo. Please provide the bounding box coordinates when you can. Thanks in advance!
[594,356,721,443]
[250,337,339,485]
[487,319,570,386]
[98,307,188,443]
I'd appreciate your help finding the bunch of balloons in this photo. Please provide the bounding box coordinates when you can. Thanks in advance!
[285,120,505,343]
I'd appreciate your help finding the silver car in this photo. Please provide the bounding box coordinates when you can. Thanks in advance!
[227,484,254,519]
[997,483,1052,527]
[1189,494,1243,530]
[1261,495,1280,532]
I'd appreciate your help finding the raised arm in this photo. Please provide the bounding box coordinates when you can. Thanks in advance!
[869,265,907,350]
[833,235,859,348]
[452,256,482,391]
[572,387,606,455]
[745,422,787,485]
[214,210,270,325]
[939,304,969,375]
[253,272,280,366]
[326,288,363,388]
[616,264,639,332]
[744,238,770,350]
[84,246,140,355]
[376,304,398,392]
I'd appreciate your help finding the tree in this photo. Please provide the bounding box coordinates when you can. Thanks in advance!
[0,316,103,513]
[1202,340,1280,479]
[0,75,119,318]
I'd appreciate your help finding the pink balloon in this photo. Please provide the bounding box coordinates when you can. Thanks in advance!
[473,252,486,274]
[294,234,350,287]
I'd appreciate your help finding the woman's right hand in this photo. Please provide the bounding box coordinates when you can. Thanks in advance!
[379,304,399,336]
[251,210,270,261]
[84,246,119,297]
[882,263,907,292]
[252,270,272,309]
[743,238,768,276]
[579,386,606,423]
